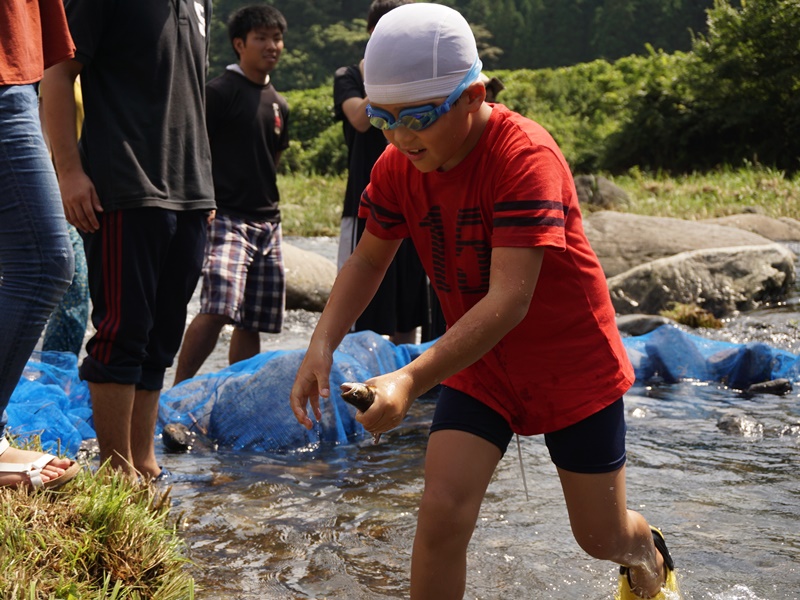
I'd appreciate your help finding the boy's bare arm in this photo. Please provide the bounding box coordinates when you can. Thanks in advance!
[289,231,402,428]
[40,59,103,232]
[357,246,544,436]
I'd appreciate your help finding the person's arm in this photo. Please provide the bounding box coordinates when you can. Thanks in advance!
[341,96,371,133]
[357,246,545,436]
[40,59,103,232]
[290,230,403,428]
[335,61,371,133]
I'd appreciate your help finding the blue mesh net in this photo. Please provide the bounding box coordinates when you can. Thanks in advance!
[7,327,800,457]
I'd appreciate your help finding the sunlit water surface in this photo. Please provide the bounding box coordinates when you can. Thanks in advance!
[159,238,799,599]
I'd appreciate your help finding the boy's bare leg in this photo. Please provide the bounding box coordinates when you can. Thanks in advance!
[173,313,229,384]
[229,328,260,365]
[557,466,665,598]
[130,388,161,478]
[410,429,502,600]
[89,381,136,477]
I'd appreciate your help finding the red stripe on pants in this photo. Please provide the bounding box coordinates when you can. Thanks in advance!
[93,211,123,363]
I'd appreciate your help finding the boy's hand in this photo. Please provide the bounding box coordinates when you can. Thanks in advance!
[289,349,331,430]
[354,371,415,437]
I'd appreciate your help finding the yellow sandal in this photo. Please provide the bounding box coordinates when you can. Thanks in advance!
[617,526,681,599]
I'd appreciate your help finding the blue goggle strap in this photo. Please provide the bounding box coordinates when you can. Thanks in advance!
[365,56,484,130]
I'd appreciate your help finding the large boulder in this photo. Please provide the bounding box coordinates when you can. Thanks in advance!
[607,243,796,317]
[574,175,631,211]
[283,242,337,312]
[584,211,775,277]
[702,214,800,242]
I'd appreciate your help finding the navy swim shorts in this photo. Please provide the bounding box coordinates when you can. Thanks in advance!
[430,386,627,474]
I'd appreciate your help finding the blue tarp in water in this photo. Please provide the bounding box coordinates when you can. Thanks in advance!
[159,331,432,453]
[8,327,800,457]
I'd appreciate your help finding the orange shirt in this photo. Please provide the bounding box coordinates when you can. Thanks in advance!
[0,0,75,85]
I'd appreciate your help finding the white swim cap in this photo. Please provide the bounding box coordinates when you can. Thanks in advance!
[364,3,482,104]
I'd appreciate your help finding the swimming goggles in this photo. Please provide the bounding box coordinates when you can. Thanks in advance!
[366,58,482,131]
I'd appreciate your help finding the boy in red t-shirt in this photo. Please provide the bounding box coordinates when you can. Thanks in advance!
[290,4,680,599]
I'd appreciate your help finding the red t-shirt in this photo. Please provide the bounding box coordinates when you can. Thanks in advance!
[361,104,634,435]
[0,0,75,84]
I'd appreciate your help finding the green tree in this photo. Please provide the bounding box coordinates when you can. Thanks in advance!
[209,0,720,88]
[687,0,800,171]
[601,0,800,174]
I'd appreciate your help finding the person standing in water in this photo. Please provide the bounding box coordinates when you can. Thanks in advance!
[333,0,438,345]
[0,0,79,489]
[174,4,290,384]
[290,4,680,599]
[42,0,215,480]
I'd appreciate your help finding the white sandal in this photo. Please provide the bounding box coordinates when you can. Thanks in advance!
[0,437,81,490]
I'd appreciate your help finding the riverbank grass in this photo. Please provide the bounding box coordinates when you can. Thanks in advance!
[278,165,800,237]
[0,457,193,599]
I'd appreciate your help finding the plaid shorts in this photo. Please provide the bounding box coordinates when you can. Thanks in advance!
[199,214,285,333]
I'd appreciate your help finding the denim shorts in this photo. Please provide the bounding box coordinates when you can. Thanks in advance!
[430,386,627,474]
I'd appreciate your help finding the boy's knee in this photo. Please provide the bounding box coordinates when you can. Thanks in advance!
[572,527,628,562]
[418,488,478,539]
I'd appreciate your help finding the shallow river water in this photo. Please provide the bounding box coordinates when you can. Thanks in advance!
[158,238,799,599]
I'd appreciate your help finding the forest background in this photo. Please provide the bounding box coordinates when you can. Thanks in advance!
[208,0,800,234]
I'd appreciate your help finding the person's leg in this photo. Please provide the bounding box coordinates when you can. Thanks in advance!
[353,217,399,335]
[233,221,285,363]
[174,214,249,380]
[557,466,664,598]
[0,84,74,485]
[411,387,512,599]
[389,330,417,345]
[0,84,74,408]
[411,429,502,600]
[91,382,162,480]
[130,388,161,478]
[140,210,207,475]
[229,328,261,364]
[88,381,136,476]
[42,223,90,356]
[173,312,230,384]
[546,398,669,598]
[81,209,190,478]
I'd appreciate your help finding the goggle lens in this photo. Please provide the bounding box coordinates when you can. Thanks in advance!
[367,106,438,131]
[366,56,482,132]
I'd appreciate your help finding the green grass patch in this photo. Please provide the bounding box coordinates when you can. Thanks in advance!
[278,172,345,237]
[0,457,193,600]
[608,164,800,221]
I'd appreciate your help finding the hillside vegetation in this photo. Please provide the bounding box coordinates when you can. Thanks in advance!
[210,0,721,87]
[280,0,798,179]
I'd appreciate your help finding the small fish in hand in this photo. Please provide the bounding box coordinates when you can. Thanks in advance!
[340,382,381,444]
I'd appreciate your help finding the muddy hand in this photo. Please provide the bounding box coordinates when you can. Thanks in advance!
[340,382,381,444]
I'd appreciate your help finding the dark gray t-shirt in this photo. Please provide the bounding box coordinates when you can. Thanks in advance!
[66,0,215,212]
